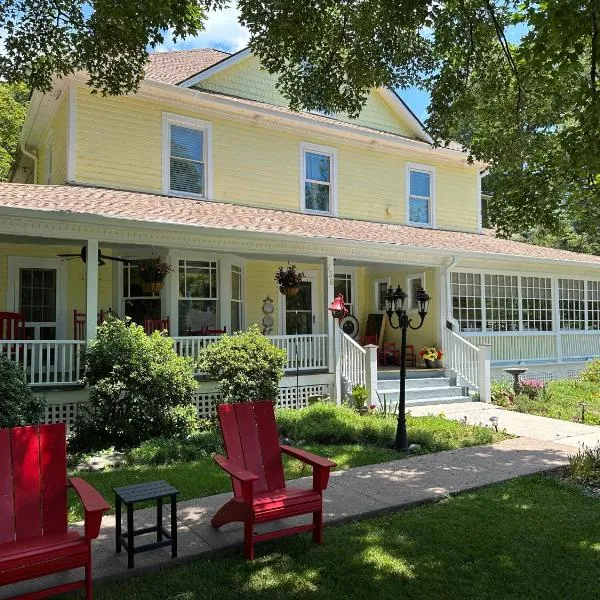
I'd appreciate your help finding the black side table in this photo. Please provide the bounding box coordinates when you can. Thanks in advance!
[113,480,180,568]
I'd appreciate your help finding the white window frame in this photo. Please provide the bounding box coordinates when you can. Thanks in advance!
[230,263,244,332]
[406,272,426,312]
[300,142,338,216]
[406,162,435,227]
[373,277,389,313]
[162,112,213,200]
[334,269,357,316]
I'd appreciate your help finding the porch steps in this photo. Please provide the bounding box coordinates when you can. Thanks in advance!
[376,371,474,407]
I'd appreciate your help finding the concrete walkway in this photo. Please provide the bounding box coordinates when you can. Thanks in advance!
[409,401,600,448]
[3,436,572,598]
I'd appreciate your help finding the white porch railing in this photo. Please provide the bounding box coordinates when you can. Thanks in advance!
[0,340,85,387]
[442,328,480,391]
[461,332,556,363]
[172,333,329,372]
[338,330,366,388]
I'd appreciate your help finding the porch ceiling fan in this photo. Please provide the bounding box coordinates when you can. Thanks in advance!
[57,245,133,267]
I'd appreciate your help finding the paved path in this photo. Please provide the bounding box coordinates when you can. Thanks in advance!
[409,401,600,448]
[3,436,572,598]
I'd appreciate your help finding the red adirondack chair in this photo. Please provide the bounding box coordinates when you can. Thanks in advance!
[0,423,109,600]
[212,401,336,560]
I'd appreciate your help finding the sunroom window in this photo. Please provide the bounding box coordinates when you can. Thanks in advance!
[485,274,519,332]
[451,272,482,331]
[559,279,585,330]
[521,277,553,331]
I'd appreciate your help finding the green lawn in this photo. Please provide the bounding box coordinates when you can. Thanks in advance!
[500,379,600,425]
[68,443,402,522]
[68,475,600,600]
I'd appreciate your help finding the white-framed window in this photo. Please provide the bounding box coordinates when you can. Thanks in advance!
[406,273,426,310]
[484,274,520,332]
[521,276,553,331]
[451,272,483,331]
[406,163,435,226]
[559,278,586,330]
[589,281,600,330]
[162,113,212,199]
[121,264,161,326]
[231,264,243,332]
[300,143,337,215]
[334,272,354,314]
[374,278,388,312]
[178,259,218,335]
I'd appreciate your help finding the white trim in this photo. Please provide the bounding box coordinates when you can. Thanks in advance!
[405,162,436,227]
[179,48,252,89]
[161,112,213,200]
[476,171,483,233]
[406,272,426,311]
[333,267,358,318]
[43,128,54,185]
[67,85,77,182]
[377,88,432,143]
[300,142,338,216]
[373,277,388,313]
[7,256,67,339]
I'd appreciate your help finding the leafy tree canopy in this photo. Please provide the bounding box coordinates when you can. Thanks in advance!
[1,1,599,234]
[0,83,28,181]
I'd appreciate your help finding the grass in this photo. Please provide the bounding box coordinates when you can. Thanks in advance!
[64,475,600,600]
[496,379,600,424]
[68,443,402,523]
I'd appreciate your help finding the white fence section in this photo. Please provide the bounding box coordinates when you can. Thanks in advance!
[0,340,85,387]
[173,334,329,372]
[338,330,366,389]
[442,328,480,391]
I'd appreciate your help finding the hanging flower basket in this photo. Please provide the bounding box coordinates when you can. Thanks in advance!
[141,281,164,294]
[275,265,304,297]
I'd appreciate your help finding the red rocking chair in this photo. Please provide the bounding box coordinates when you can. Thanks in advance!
[144,317,170,335]
[211,401,336,560]
[0,424,109,600]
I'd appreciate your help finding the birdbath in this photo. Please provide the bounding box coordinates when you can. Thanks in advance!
[504,367,528,394]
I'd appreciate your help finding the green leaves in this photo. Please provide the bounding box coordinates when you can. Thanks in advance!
[0,83,28,182]
[0,354,45,427]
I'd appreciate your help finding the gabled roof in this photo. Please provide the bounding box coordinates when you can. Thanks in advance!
[0,183,598,267]
[145,48,230,85]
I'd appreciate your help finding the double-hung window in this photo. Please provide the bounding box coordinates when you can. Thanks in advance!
[163,113,211,198]
[406,163,434,226]
[178,260,218,335]
[334,272,354,314]
[301,143,336,215]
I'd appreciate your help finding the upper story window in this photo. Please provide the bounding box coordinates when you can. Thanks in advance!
[300,143,337,215]
[406,163,435,226]
[162,113,212,199]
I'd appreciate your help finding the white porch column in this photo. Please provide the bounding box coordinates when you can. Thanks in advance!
[164,250,178,334]
[364,344,378,406]
[85,239,99,342]
[324,256,335,374]
[477,343,492,403]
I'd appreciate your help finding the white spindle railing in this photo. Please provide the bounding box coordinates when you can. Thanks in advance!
[338,330,366,388]
[173,334,329,372]
[0,340,85,387]
[443,328,480,390]
[267,334,329,371]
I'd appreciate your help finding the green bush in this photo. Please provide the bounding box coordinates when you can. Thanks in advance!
[0,354,45,428]
[581,360,600,384]
[162,403,201,440]
[350,384,369,409]
[70,317,198,451]
[491,380,515,407]
[197,325,286,403]
[568,445,600,484]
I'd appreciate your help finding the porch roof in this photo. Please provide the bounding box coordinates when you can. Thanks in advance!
[0,182,599,267]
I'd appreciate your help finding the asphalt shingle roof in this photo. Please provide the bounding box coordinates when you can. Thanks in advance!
[145,48,230,85]
[0,183,598,266]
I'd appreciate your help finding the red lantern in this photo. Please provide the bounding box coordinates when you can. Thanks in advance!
[328,293,348,320]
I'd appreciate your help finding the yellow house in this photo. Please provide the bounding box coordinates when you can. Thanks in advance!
[4,47,600,420]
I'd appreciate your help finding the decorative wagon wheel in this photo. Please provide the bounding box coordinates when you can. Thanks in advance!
[340,314,359,339]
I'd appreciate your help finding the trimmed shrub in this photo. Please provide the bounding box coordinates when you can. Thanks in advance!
[197,325,286,403]
[70,317,198,451]
[0,354,45,428]
[581,359,600,384]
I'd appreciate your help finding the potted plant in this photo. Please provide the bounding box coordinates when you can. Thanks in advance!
[350,384,369,413]
[137,256,173,295]
[419,346,443,368]
[275,264,304,297]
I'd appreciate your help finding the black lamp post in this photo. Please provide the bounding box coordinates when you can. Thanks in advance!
[385,285,430,452]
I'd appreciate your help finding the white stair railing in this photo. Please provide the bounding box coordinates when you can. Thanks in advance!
[337,330,367,388]
[442,327,480,391]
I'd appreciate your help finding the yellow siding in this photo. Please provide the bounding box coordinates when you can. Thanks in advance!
[75,89,479,232]
[37,96,68,184]
[0,243,113,338]
[198,55,414,136]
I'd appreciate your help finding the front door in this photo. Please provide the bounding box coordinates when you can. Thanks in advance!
[282,272,319,334]
[8,257,65,339]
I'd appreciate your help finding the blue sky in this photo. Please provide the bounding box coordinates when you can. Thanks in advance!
[157,4,527,124]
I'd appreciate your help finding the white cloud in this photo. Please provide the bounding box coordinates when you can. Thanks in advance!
[154,4,249,53]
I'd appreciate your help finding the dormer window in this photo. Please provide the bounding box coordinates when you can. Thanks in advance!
[162,113,212,199]
[300,143,337,215]
[406,163,435,226]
